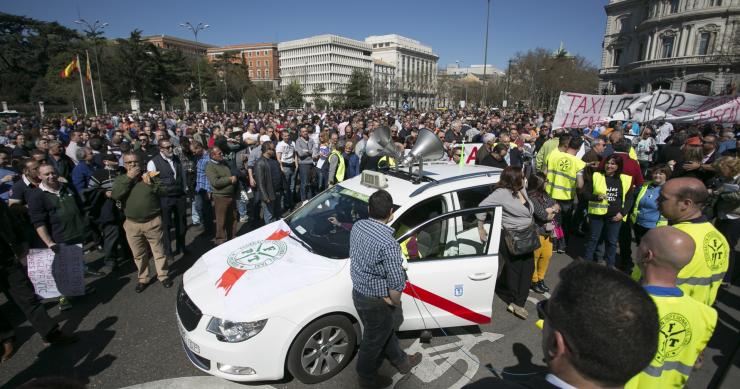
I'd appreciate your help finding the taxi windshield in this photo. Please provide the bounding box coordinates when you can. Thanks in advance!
[285,185,370,259]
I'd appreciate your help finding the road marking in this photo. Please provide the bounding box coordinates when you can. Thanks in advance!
[388,332,504,389]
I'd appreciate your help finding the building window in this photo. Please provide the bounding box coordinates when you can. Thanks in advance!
[265,60,269,67]
[257,70,261,78]
[710,0,722,5]
[638,40,647,60]
[661,36,675,58]
[613,48,623,66]
[697,32,714,55]
[685,79,712,95]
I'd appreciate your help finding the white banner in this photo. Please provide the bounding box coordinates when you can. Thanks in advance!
[553,90,740,128]
[27,244,85,298]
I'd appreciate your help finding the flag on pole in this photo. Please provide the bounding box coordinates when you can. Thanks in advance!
[85,55,92,83]
[60,58,79,78]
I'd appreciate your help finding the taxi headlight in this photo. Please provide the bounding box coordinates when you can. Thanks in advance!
[206,318,267,343]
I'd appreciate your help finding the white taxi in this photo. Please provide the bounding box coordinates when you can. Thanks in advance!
[177,162,502,383]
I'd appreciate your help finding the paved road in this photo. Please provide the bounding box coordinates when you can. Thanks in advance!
[1,225,737,389]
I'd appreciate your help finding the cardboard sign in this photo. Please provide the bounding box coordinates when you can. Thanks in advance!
[27,244,85,298]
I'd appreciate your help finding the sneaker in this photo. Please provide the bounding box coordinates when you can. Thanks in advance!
[396,352,422,374]
[507,303,528,320]
[58,297,72,311]
[538,280,550,293]
[530,282,545,294]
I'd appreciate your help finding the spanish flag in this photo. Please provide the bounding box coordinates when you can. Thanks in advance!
[85,55,92,83]
[60,57,79,78]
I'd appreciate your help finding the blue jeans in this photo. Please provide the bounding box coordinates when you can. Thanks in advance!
[282,165,296,209]
[352,290,406,381]
[261,199,282,224]
[194,189,214,235]
[584,215,622,267]
[298,164,313,201]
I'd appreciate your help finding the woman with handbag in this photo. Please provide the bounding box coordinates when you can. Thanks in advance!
[527,172,559,295]
[477,166,539,320]
[582,155,635,269]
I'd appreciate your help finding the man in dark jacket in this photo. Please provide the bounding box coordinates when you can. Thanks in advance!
[147,138,187,257]
[89,153,128,273]
[0,201,77,361]
[255,142,283,224]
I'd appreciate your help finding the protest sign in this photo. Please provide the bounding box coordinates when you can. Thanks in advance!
[553,90,740,128]
[27,244,85,298]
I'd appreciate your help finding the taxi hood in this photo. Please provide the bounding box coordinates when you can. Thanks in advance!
[183,220,346,321]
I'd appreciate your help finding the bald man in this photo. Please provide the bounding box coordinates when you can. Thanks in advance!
[627,227,717,388]
[657,177,729,306]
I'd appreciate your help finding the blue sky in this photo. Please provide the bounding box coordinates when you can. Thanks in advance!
[4,0,608,70]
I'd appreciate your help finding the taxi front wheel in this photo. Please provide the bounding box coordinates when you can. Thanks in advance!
[286,315,357,384]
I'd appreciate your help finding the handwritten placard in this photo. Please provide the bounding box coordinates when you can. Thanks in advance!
[27,244,85,298]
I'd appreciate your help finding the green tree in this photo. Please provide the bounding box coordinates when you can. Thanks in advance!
[342,69,372,109]
[0,13,82,103]
[281,80,304,109]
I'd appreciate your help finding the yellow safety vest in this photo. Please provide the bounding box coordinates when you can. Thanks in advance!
[587,172,632,215]
[379,156,396,168]
[629,146,638,160]
[673,221,729,306]
[329,149,345,183]
[630,182,668,227]
[625,289,717,389]
[545,150,585,201]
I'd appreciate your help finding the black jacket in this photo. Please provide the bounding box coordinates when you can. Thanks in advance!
[255,157,282,203]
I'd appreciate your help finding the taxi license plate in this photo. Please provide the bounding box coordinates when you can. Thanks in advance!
[177,315,201,355]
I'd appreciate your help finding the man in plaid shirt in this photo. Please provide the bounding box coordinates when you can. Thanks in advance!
[350,189,421,388]
[192,141,214,236]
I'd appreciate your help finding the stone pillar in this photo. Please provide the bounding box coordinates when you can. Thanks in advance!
[184,98,190,113]
[240,99,245,112]
[38,101,44,118]
[160,98,166,112]
[130,98,140,113]
[1,101,7,111]
[201,98,208,113]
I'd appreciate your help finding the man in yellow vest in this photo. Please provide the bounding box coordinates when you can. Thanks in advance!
[626,226,717,388]
[546,135,585,251]
[658,177,729,306]
[327,143,346,186]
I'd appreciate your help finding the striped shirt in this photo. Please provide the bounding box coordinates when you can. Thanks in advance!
[195,153,211,193]
[350,218,406,297]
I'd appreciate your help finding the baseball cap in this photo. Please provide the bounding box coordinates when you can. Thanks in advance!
[259,135,271,143]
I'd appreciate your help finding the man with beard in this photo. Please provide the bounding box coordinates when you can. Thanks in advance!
[89,154,129,273]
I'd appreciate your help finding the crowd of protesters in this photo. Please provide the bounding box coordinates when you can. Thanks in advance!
[0,106,738,387]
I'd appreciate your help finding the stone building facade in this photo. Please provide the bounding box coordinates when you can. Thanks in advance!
[207,43,279,90]
[599,0,740,96]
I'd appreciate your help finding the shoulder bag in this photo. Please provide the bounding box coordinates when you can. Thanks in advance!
[503,223,541,256]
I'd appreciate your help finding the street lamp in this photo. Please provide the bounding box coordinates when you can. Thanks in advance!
[179,22,210,98]
[456,60,468,106]
[482,0,491,107]
[74,18,108,113]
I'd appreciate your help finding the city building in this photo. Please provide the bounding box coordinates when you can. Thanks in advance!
[444,64,505,78]
[371,59,396,107]
[277,34,373,106]
[365,34,439,109]
[599,0,740,96]
[143,35,214,56]
[207,43,279,89]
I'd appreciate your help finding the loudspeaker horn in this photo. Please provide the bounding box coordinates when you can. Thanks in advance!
[365,126,399,159]
[403,128,445,165]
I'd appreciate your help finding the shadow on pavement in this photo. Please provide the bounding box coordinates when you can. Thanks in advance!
[2,316,119,389]
[499,342,548,383]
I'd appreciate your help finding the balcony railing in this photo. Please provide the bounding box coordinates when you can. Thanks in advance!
[600,54,738,74]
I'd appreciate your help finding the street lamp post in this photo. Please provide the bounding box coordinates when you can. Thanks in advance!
[74,18,108,113]
[456,60,468,107]
[179,22,210,101]
[482,0,491,107]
